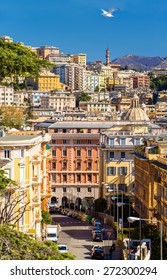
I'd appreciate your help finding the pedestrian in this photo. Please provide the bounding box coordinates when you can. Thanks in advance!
[112,242,116,251]
[109,246,113,259]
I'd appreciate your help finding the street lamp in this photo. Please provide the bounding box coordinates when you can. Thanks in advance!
[111,196,117,220]
[117,202,141,259]
[116,190,124,240]
[127,216,163,260]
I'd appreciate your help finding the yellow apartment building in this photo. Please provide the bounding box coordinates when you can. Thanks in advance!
[134,137,167,239]
[0,129,51,239]
[27,71,66,91]
[99,123,150,199]
[70,53,86,67]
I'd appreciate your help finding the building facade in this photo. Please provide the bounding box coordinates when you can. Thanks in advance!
[47,121,115,210]
[134,137,167,239]
[0,129,51,239]
[0,86,14,106]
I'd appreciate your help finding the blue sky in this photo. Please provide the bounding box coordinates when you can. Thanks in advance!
[0,0,167,62]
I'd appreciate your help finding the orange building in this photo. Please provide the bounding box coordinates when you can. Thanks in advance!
[47,121,114,210]
[132,74,150,89]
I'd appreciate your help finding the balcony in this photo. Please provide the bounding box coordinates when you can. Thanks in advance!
[101,144,135,150]
[32,196,40,206]
[32,176,42,184]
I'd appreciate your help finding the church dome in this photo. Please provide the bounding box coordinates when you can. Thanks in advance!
[121,94,149,121]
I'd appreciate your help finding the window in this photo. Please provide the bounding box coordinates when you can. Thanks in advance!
[77,174,81,182]
[118,184,127,192]
[63,139,67,144]
[62,161,67,169]
[135,138,140,145]
[87,161,92,170]
[63,129,67,133]
[87,174,92,182]
[52,186,56,192]
[4,149,10,158]
[107,167,116,176]
[120,138,126,145]
[121,152,125,160]
[63,174,67,182]
[63,187,66,193]
[77,187,80,192]
[76,161,81,169]
[107,184,116,192]
[87,149,92,157]
[88,140,92,144]
[20,167,24,182]
[62,148,67,157]
[77,149,81,157]
[52,174,56,181]
[109,138,114,145]
[21,149,24,158]
[77,140,80,144]
[52,139,56,144]
[118,167,127,175]
[88,187,91,193]
[52,150,56,157]
[52,161,56,169]
[109,152,114,159]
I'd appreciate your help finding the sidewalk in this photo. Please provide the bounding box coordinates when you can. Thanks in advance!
[103,239,122,260]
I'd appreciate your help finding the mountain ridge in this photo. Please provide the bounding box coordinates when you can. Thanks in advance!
[111,54,167,71]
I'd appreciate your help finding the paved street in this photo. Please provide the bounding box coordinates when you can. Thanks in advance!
[52,213,121,260]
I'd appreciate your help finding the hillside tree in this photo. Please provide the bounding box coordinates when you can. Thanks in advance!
[0,105,25,128]
[0,38,53,87]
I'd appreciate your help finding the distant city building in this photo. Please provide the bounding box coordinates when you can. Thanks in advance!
[121,94,149,121]
[70,53,87,67]
[0,85,14,105]
[27,70,66,91]
[47,53,71,64]
[40,92,76,111]
[65,63,85,91]
[32,46,60,59]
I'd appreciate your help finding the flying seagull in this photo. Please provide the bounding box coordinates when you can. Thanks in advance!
[101,8,120,17]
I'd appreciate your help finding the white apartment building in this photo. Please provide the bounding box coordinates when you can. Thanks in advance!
[40,92,76,111]
[65,63,85,91]
[83,71,100,92]
[116,70,135,89]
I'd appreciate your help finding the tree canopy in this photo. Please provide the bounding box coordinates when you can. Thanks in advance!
[0,169,17,192]
[79,92,91,102]
[0,38,52,86]
[0,105,25,128]
[0,225,75,260]
[150,75,167,91]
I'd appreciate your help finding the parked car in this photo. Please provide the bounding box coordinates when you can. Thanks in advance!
[91,228,102,236]
[57,244,69,253]
[91,245,104,259]
[92,231,103,242]
[94,221,102,228]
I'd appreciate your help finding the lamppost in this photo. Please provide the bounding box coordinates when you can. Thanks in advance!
[111,196,117,221]
[127,216,163,260]
[117,190,124,240]
[117,202,141,259]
